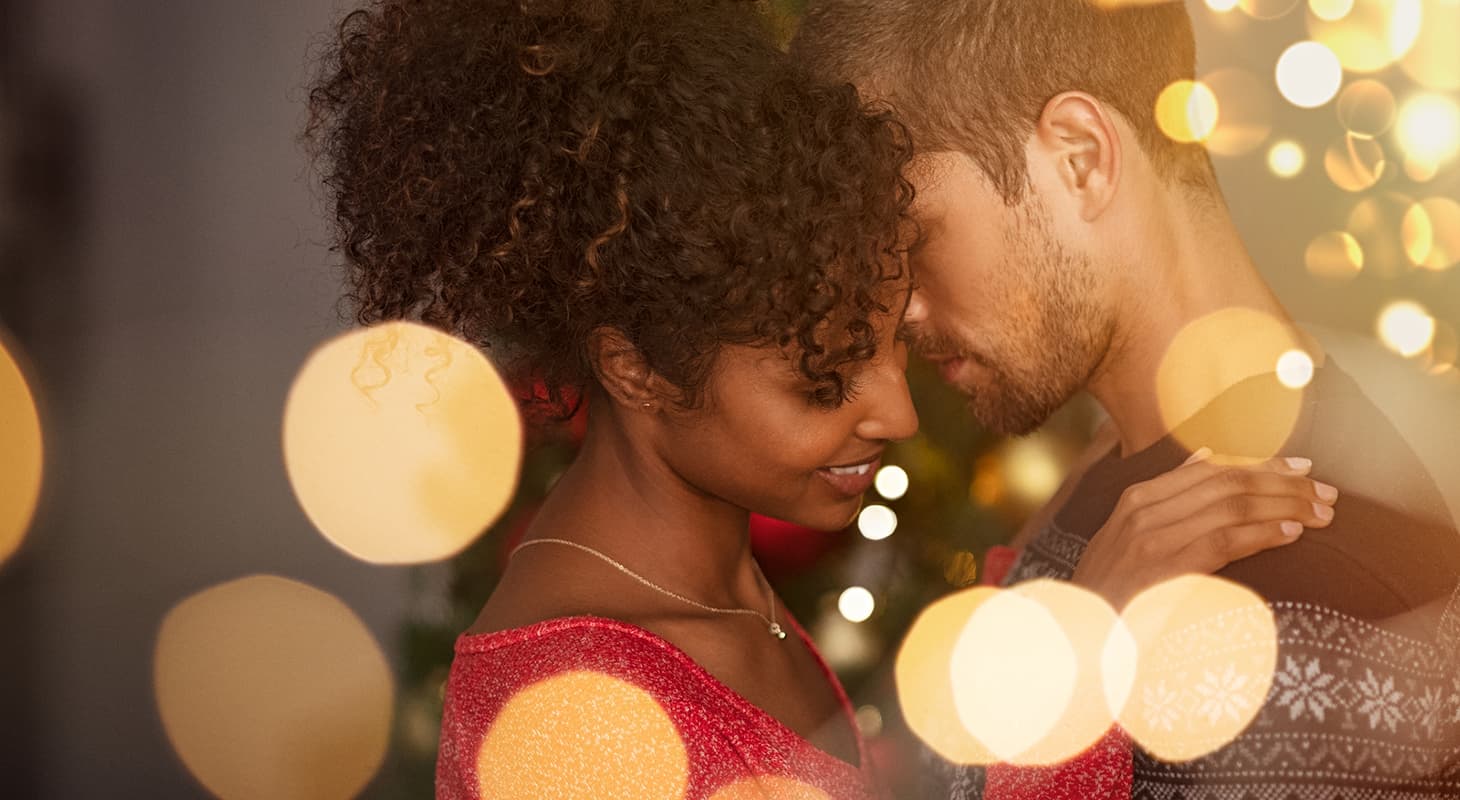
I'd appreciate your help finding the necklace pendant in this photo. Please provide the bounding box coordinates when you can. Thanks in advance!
[768,623,786,640]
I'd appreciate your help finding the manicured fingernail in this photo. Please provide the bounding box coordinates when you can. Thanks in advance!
[1184,447,1213,465]
[1314,482,1339,502]
[1313,502,1335,521]
[1281,521,1304,537]
[1286,457,1313,471]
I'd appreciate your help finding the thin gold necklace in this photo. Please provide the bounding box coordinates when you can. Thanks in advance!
[511,537,787,640]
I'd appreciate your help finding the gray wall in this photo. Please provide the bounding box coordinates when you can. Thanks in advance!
[2,1,420,796]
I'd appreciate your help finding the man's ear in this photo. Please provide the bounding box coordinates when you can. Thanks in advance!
[587,327,665,411]
[1033,91,1122,221]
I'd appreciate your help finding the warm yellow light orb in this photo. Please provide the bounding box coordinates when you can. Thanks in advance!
[282,321,524,564]
[1267,140,1307,177]
[1156,308,1308,463]
[839,586,876,623]
[1323,134,1387,192]
[0,334,43,568]
[896,587,1003,765]
[709,777,830,800]
[1377,300,1438,357]
[1309,0,1354,20]
[1240,0,1302,17]
[1336,79,1397,137]
[1397,94,1460,167]
[1119,575,1278,762]
[1276,41,1344,108]
[857,504,898,541]
[479,671,688,800]
[950,585,1079,763]
[154,576,394,800]
[1404,197,1460,271]
[1304,231,1365,281]
[1207,0,1241,10]
[1308,0,1423,74]
[1155,80,1221,143]
[1400,0,1460,90]
[1276,350,1317,389]
[874,465,909,501]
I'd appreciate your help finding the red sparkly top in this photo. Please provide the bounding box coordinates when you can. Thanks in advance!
[437,615,883,800]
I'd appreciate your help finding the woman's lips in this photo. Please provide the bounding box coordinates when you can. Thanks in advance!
[816,457,881,497]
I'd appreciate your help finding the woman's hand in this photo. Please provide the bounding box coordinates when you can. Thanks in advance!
[1072,449,1339,609]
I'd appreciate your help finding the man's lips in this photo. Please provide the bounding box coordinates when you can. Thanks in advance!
[935,356,969,385]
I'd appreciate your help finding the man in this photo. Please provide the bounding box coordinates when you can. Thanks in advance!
[794,2,1460,798]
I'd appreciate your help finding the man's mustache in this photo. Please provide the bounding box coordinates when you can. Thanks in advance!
[901,324,972,362]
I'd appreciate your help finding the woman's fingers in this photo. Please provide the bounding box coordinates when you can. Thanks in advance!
[1134,469,1337,531]
[1172,519,1310,574]
[1116,454,1314,516]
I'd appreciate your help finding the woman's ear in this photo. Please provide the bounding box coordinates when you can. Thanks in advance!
[587,327,665,412]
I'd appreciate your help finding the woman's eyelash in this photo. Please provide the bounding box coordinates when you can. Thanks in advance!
[808,377,864,409]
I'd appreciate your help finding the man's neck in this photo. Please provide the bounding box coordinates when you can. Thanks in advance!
[1087,200,1316,456]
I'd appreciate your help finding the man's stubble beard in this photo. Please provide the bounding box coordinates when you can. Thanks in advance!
[955,206,1113,437]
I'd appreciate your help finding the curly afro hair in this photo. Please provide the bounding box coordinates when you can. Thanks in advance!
[305,0,915,416]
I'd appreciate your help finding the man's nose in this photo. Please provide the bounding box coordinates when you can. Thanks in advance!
[903,288,930,325]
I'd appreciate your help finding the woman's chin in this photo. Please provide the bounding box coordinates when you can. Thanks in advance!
[783,502,861,534]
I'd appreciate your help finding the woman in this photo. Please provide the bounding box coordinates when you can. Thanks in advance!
[309,1,915,797]
[305,2,1332,798]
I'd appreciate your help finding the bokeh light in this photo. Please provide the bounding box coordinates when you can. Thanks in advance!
[1118,575,1278,762]
[1425,320,1459,373]
[1267,139,1308,177]
[1336,79,1398,137]
[1405,153,1443,181]
[1348,193,1421,278]
[949,586,1079,763]
[944,550,980,587]
[857,504,898,541]
[154,575,393,800]
[896,587,1003,765]
[855,704,885,737]
[1307,0,1423,74]
[1304,230,1366,281]
[1396,93,1460,168]
[1277,349,1317,388]
[0,333,43,568]
[709,776,831,800]
[874,464,909,501]
[1276,41,1343,108]
[1377,300,1438,357]
[478,671,687,800]
[1323,133,1387,191]
[969,580,1125,766]
[283,321,524,564]
[1156,308,1309,463]
[1403,197,1460,271]
[1207,0,1242,11]
[1240,0,1303,18]
[1003,436,1066,507]
[1156,80,1221,143]
[838,586,876,623]
[1203,69,1276,156]
[1400,0,1460,90]
[1309,0,1356,20]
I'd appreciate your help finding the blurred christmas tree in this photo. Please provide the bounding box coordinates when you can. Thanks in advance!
[378,2,1098,795]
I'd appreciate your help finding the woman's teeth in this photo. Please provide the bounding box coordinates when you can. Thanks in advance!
[827,463,873,476]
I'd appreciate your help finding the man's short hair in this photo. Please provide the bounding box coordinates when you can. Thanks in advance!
[792,0,1217,201]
